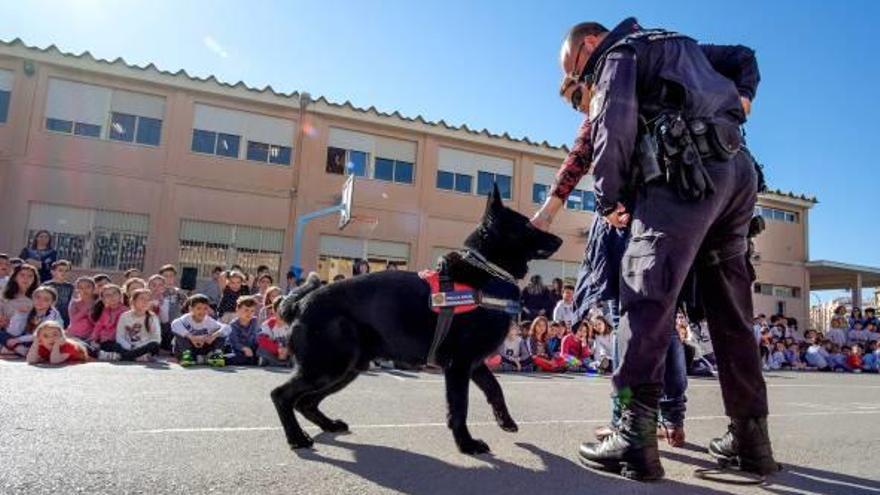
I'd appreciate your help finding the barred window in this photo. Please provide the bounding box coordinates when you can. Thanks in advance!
[26,203,148,271]
[178,220,284,281]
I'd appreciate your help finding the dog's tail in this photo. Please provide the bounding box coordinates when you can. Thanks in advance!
[278,272,322,324]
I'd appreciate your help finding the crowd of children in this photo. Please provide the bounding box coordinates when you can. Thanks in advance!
[0,254,294,368]
[487,314,616,374]
[754,310,880,373]
[3,249,880,375]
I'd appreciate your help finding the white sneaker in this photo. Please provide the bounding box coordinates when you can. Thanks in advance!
[98,351,120,362]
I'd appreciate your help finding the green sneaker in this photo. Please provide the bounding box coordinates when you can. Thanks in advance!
[179,349,195,367]
[207,351,226,368]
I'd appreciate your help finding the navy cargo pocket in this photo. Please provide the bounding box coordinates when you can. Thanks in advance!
[622,232,667,298]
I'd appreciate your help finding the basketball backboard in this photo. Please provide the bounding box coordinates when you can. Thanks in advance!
[338,174,355,230]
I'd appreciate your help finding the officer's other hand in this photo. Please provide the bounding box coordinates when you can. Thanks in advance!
[740,96,752,116]
[604,203,630,229]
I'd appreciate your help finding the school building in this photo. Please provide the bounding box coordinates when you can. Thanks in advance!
[0,39,830,324]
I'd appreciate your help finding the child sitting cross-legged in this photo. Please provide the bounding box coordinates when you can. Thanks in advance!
[90,285,128,360]
[223,295,261,366]
[561,321,592,371]
[257,296,293,367]
[26,320,89,365]
[171,294,226,367]
[2,285,63,357]
[111,289,161,362]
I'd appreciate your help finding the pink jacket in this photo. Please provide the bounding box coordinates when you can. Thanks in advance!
[90,305,127,343]
[67,299,95,340]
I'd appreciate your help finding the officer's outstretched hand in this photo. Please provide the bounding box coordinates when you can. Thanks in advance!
[604,202,631,229]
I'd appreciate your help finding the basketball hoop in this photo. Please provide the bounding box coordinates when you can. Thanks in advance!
[338,174,355,230]
[344,215,379,236]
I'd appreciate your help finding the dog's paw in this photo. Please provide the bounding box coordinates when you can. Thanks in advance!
[458,438,491,455]
[289,434,314,450]
[323,420,350,433]
[494,411,519,433]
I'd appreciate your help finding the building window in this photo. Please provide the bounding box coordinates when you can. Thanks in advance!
[178,220,283,280]
[318,235,409,280]
[26,203,148,272]
[565,189,596,212]
[437,171,473,193]
[373,157,414,184]
[394,161,414,183]
[110,112,136,142]
[246,141,292,166]
[0,90,9,123]
[192,129,216,154]
[324,146,370,177]
[44,79,165,146]
[191,129,241,158]
[477,171,512,199]
[46,118,73,134]
[110,112,163,146]
[73,122,101,138]
[533,184,549,205]
[754,282,801,299]
[349,150,368,177]
[755,206,799,224]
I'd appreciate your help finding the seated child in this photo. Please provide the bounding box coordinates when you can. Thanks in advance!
[826,317,848,347]
[111,288,161,362]
[257,296,293,367]
[767,341,788,370]
[862,341,879,372]
[589,316,614,373]
[171,294,226,367]
[26,320,88,365]
[561,322,592,371]
[2,285,63,357]
[828,344,848,371]
[847,344,864,373]
[785,343,807,370]
[67,276,97,342]
[848,322,867,346]
[45,260,74,327]
[499,323,532,372]
[224,296,261,366]
[804,338,831,371]
[0,263,40,346]
[89,285,128,359]
[216,270,250,323]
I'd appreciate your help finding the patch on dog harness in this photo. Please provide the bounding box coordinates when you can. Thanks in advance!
[419,270,479,314]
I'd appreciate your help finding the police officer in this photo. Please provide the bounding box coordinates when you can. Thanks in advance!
[533,17,778,481]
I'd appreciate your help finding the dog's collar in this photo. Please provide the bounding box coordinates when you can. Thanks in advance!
[461,249,517,285]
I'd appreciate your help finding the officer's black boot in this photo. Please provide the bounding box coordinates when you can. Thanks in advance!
[578,385,664,481]
[708,417,782,476]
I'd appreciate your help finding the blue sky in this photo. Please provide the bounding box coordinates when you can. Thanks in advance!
[3,1,878,288]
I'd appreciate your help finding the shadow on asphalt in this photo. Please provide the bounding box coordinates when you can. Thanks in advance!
[661,449,880,495]
[297,436,736,494]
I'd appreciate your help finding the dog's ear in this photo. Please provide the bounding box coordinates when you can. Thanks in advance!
[485,183,502,215]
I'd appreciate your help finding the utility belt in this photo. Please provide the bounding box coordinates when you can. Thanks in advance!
[635,112,743,201]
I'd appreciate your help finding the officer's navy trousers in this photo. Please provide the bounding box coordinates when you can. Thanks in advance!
[614,151,768,418]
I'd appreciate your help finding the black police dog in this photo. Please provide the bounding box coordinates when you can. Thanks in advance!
[273,185,562,454]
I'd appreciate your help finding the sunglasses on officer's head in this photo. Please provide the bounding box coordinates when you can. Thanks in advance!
[558,41,590,110]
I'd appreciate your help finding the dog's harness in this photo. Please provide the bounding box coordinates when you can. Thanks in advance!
[420,250,521,366]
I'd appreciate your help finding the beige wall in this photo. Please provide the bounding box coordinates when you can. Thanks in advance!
[0,47,814,324]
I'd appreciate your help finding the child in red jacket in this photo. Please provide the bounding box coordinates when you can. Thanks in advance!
[561,322,591,371]
[257,297,293,367]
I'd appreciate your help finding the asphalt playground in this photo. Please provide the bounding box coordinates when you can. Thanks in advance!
[0,359,878,495]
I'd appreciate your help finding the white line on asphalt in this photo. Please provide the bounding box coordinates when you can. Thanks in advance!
[131,409,880,435]
[402,379,880,390]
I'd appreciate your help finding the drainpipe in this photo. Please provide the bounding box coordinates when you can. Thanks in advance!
[285,92,311,278]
